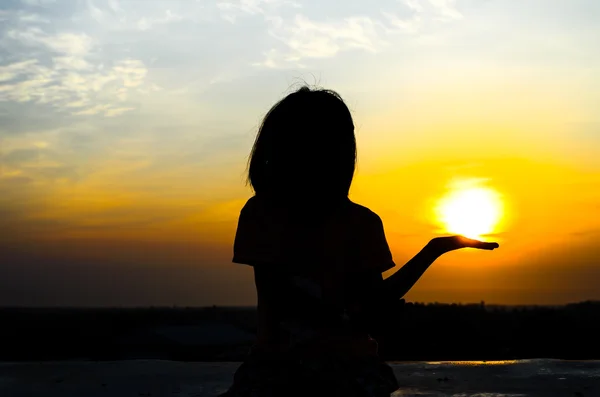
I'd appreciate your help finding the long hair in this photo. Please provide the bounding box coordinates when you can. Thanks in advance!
[247,86,357,205]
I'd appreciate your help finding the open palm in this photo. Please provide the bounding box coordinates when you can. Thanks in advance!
[430,235,499,254]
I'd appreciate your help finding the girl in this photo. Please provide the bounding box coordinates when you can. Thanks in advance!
[222,86,499,397]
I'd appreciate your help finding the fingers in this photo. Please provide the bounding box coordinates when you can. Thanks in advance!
[477,242,499,250]
[458,236,499,250]
[471,240,499,250]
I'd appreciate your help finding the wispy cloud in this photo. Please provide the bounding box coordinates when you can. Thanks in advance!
[18,13,51,24]
[220,0,465,68]
[218,2,387,68]
[136,10,185,31]
[218,0,385,67]
[2,148,40,165]
[7,27,93,55]
[0,21,155,117]
[0,144,82,186]
[404,0,425,13]
[398,0,463,21]
[253,15,385,68]
[427,0,463,21]
[0,56,152,117]
[217,0,300,23]
[85,0,205,31]
[381,11,422,34]
[382,0,462,35]
[20,0,57,6]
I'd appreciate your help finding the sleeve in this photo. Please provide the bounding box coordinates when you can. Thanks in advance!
[356,212,395,273]
[232,198,278,266]
[232,199,257,265]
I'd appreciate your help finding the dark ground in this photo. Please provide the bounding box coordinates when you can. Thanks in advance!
[1,301,598,362]
[3,360,600,397]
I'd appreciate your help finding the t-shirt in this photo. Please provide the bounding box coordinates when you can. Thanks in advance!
[232,195,395,357]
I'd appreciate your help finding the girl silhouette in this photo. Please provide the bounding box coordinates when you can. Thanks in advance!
[222,86,499,397]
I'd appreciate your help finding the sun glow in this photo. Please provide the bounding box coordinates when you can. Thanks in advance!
[435,180,503,240]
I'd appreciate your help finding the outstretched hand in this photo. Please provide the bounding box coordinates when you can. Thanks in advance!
[429,235,499,254]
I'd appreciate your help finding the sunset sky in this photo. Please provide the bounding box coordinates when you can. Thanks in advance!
[1,0,599,306]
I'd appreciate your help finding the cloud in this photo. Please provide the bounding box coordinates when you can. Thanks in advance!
[7,28,93,55]
[53,56,93,71]
[217,0,300,23]
[0,175,34,185]
[70,104,111,116]
[398,0,463,22]
[112,59,147,88]
[220,0,465,69]
[0,23,154,118]
[0,57,150,117]
[382,11,422,34]
[105,106,136,117]
[85,0,205,32]
[217,0,384,67]
[0,60,37,82]
[19,13,51,24]
[20,0,56,6]
[0,1,165,119]
[136,10,185,31]
[2,148,40,165]
[0,145,82,185]
[404,0,425,13]
[71,104,135,117]
[427,0,463,21]
[34,164,79,181]
[87,0,105,22]
[381,0,462,36]
[252,15,386,68]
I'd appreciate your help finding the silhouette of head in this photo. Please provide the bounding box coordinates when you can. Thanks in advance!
[248,86,356,203]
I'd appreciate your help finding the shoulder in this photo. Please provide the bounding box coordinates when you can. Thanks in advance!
[233,197,268,264]
[239,195,263,217]
[346,201,394,272]
[241,195,258,210]
[346,201,383,226]
[237,196,274,230]
[236,197,262,232]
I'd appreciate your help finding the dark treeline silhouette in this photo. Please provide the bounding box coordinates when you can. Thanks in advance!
[1,301,598,362]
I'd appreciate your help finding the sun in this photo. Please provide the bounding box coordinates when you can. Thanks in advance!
[435,182,503,240]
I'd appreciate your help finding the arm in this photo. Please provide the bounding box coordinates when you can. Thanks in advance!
[350,239,441,308]
[382,241,442,301]
[354,237,498,337]
[382,236,499,301]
